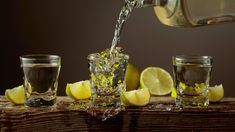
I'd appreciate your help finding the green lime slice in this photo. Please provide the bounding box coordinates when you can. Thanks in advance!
[66,83,76,99]
[121,88,150,106]
[208,84,224,102]
[5,85,25,105]
[66,80,91,100]
[125,63,140,91]
[140,67,173,95]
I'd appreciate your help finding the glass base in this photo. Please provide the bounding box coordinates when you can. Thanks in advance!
[176,95,209,108]
[91,95,121,107]
[25,97,56,107]
[89,95,123,121]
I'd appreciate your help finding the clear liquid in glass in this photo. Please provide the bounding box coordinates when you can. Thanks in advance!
[173,63,212,108]
[23,63,60,107]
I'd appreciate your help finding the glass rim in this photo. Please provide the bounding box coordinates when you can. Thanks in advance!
[87,53,129,61]
[20,54,61,61]
[173,55,212,60]
[173,55,212,65]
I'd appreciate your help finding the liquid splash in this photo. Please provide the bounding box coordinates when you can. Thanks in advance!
[148,104,175,111]
[66,99,124,121]
[87,47,129,121]
[86,105,125,121]
[85,0,137,120]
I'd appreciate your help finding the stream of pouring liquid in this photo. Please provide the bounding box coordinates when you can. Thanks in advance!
[85,1,137,121]
[110,0,136,53]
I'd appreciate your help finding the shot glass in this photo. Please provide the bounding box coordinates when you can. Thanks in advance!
[20,55,61,107]
[172,55,212,108]
[87,52,129,107]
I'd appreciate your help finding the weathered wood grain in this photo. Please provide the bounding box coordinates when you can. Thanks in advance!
[1,96,235,131]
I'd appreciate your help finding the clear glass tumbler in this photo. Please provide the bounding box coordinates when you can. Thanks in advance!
[20,55,61,107]
[172,55,212,108]
[87,52,129,107]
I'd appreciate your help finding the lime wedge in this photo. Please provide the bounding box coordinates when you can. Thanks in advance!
[5,85,25,105]
[171,88,177,98]
[5,90,11,101]
[121,88,150,106]
[66,80,91,100]
[66,83,76,100]
[208,84,224,102]
[125,63,140,91]
[140,67,173,95]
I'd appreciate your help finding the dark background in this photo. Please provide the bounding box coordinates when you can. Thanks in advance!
[1,0,235,96]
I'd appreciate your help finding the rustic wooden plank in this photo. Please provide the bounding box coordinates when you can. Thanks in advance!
[1,96,235,131]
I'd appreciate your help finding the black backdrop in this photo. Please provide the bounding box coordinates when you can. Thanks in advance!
[1,0,235,96]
